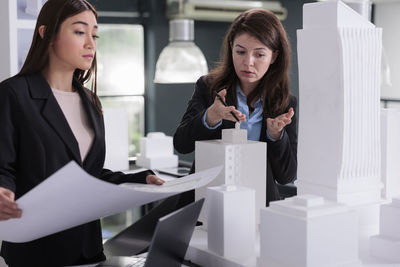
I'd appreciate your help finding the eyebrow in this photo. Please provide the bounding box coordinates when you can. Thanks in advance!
[72,21,98,29]
[234,44,266,51]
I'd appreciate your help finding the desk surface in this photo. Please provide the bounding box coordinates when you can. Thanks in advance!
[186,228,400,267]
[186,228,258,267]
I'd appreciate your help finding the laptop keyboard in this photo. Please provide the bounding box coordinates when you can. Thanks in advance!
[124,256,146,267]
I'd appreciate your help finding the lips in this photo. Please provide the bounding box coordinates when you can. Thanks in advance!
[241,70,254,77]
[83,54,94,59]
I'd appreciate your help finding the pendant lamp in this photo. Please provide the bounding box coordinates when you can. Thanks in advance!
[154,19,208,84]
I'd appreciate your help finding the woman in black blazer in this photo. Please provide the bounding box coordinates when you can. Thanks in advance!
[0,0,163,266]
[174,9,297,206]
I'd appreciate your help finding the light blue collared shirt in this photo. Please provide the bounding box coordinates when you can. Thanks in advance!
[202,84,282,141]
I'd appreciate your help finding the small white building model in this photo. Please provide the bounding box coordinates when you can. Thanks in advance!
[195,126,266,226]
[195,125,258,262]
[136,132,178,169]
[103,108,129,171]
[370,197,400,262]
[259,195,360,267]
[207,185,256,262]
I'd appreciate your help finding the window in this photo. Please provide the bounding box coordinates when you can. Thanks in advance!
[97,24,145,158]
[96,24,145,238]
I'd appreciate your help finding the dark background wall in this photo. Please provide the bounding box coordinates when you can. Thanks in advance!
[92,0,314,162]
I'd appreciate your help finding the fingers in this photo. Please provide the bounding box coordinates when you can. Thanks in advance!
[218,89,227,98]
[1,187,14,200]
[213,89,228,105]
[211,89,247,123]
[209,104,246,124]
[273,108,294,126]
[235,112,247,122]
[226,106,246,122]
[0,207,22,220]
[0,188,22,221]
[146,175,165,185]
[267,118,286,132]
[275,108,293,121]
[281,117,292,125]
[268,117,291,130]
[286,108,294,119]
[266,116,289,140]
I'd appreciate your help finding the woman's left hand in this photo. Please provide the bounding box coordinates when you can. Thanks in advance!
[146,175,165,185]
[266,107,294,140]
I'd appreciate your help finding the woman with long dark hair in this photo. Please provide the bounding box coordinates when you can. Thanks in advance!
[174,9,297,205]
[0,0,163,266]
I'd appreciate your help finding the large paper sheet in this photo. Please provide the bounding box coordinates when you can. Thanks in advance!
[0,161,222,242]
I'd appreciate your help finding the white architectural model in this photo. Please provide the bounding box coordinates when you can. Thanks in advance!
[136,132,178,169]
[295,1,383,254]
[195,127,266,226]
[296,0,382,208]
[259,195,360,267]
[103,108,129,171]
[25,0,42,16]
[370,197,400,262]
[260,1,387,265]
[195,126,261,262]
[207,185,256,262]
[380,109,400,200]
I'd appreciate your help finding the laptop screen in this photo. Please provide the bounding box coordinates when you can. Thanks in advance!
[144,198,204,267]
[96,198,204,267]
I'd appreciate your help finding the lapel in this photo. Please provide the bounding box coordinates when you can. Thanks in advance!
[260,110,267,141]
[26,73,82,164]
[73,79,102,165]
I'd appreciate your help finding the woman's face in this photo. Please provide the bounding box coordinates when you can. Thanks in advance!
[49,10,98,71]
[232,33,276,92]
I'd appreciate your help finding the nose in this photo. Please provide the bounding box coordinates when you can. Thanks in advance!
[243,54,254,67]
[85,34,96,50]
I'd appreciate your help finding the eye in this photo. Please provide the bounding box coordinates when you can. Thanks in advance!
[235,50,245,55]
[256,53,265,58]
[92,34,99,40]
[75,31,85,36]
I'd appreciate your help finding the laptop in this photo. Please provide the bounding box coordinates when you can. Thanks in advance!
[96,198,204,267]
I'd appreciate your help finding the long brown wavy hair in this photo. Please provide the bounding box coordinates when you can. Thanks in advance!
[208,9,291,117]
[18,0,101,113]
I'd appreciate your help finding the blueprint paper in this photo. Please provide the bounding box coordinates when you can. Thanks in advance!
[0,161,222,242]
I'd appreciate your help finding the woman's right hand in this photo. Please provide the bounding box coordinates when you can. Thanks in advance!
[0,187,22,221]
[206,89,246,126]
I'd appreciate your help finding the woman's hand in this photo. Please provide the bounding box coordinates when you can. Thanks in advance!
[146,175,165,185]
[206,89,246,126]
[266,107,294,140]
[0,187,22,221]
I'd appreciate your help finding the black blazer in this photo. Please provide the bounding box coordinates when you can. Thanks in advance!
[173,76,298,205]
[0,73,150,267]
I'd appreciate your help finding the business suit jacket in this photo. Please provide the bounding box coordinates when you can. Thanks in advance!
[173,76,298,205]
[0,73,150,267]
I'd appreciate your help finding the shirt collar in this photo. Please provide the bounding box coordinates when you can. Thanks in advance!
[236,83,262,106]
